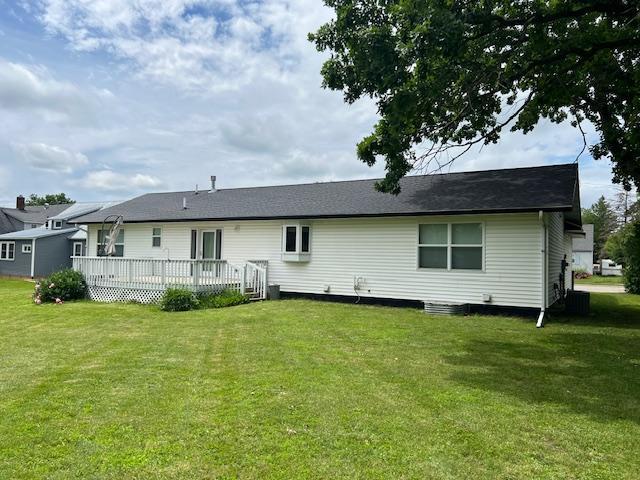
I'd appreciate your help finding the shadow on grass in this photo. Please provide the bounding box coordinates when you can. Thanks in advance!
[549,293,640,329]
[444,331,640,424]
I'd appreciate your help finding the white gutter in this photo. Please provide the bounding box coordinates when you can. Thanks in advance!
[537,210,546,328]
[30,238,36,278]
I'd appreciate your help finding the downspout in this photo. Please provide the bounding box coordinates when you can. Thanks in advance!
[537,211,546,328]
[30,238,36,278]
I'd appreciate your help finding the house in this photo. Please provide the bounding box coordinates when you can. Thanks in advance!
[72,164,582,322]
[572,224,594,274]
[0,200,112,278]
[0,196,71,234]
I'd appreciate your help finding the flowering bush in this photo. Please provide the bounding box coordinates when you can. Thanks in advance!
[34,269,87,304]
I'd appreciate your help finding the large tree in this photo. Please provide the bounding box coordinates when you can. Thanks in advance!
[583,196,618,261]
[310,1,640,193]
[25,193,74,206]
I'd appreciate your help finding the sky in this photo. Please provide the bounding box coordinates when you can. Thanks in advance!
[0,0,633,209]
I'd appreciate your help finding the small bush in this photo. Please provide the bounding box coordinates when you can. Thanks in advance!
[160,288,200,312]
[35,269,87,304]
[198,289,250,309]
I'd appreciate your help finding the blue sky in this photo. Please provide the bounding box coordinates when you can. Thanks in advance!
[0,0,632,208]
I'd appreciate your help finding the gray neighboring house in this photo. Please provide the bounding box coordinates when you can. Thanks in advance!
[0,199,112,278]
[0,196,70,234]
[572,223,594,274]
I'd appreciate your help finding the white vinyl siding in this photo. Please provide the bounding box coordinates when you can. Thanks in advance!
[546,212,566,306]
[87,213,545,308]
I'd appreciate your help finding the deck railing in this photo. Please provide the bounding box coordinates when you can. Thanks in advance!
[72,256,267,299]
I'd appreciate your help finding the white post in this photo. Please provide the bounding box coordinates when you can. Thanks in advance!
[240,265,246,295]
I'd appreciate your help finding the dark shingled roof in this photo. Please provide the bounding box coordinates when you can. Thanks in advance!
[74,164,580,225]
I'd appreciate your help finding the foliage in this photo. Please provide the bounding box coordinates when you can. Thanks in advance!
[623,221,640,294]
[34,269,87,304]
[573,268,591,280]
[198,289,250,309]
[310,1,640,193]
[604,222,634,265]
[582,196,618,261]
[2,277,640,478]
[25,193,74,206]
[159,288,200,312]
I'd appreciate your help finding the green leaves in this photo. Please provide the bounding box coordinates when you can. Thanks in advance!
[310,0,640,193]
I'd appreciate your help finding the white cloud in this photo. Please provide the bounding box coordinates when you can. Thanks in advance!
[12,142,88,173]
[75,170,164,192]
[0,58,104,121]
[36,0,330,92]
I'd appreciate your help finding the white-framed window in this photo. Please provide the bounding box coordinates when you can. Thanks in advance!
[97,229,125,257]
[0,241,15,261]
[282,225,311,254]
[152,227,162,248]
[22,244,32,254]
[73,242,84,257]
[53,220,63,230]
[418,222,484,270]
[30,224,38,229]
[281,224,311,262]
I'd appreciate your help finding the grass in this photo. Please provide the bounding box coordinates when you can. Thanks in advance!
[0,278,639,479]
[575,275,624,285]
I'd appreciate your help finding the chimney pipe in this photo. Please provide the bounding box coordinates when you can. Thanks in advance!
[210,175,216,192]
[16,195,25,210]
[182,197,187,210]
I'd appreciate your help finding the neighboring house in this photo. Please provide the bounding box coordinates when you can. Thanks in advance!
[0,196,70,234]
[73,164,582,320]
[572,224,594,274]
[0,201,113,278]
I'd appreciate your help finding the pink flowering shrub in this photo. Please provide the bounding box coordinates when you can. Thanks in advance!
[34,269,86,304]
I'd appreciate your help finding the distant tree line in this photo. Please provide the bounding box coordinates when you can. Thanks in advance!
[25,193,74,206]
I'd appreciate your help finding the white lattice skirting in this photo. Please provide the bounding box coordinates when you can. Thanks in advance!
[88,286,165,304]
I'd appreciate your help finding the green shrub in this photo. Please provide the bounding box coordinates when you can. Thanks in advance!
[35,269,87,304]
[198,289,250,309]
[160,288,200,312]
[623,222,640,294]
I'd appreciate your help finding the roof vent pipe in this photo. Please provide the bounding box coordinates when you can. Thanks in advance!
[195,184,199,195]
[182,197,187,210]
[210,176,216,193]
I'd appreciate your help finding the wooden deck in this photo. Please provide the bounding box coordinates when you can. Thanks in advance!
[73,257,268,300]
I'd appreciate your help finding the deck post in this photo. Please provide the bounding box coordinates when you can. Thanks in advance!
[161,261,166,288]
[193,260,200,290]
[240,265,246,295]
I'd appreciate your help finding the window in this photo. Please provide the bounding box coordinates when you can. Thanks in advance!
[285,226,297,252]
[97,229,125,257]
[152,227,162,247]
[282,224,311,261]
[30,224,38,229]
[418,223,483,270]
[73,242,84,257]
[53,220,63,230]
[301,226,310,253]
[0,241,15,261]
[22,244,32,254]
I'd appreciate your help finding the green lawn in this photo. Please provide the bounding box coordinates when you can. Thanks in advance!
[1,278,639,479]
[575,275,624,285]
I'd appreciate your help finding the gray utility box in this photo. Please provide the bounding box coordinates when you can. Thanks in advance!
[565,290,590,316]
[267,284,280,300]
